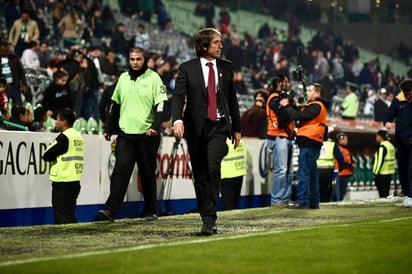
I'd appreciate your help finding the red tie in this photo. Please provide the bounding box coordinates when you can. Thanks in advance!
[207,62,217,120]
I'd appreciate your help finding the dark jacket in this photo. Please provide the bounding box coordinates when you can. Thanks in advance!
[172,57,241,140]
[59,58,81,82]
[0,54,27,89]
[110,30,128,57]
[42,83,72,119]
[383,92,412,146]
[81,57,100,91]
[373,98,389,122]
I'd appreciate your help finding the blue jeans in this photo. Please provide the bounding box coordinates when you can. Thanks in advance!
[296,147,320,207]
[334,175,350,201]
[81,89,100,120]
[268,137,294,204]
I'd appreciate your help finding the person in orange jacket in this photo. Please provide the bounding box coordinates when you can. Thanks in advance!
[334,132,355,201]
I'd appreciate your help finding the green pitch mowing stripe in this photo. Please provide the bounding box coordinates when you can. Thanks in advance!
[1,216,411,273]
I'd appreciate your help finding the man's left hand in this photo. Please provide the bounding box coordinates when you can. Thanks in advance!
[232,131,241,149]
[146,128,158,136]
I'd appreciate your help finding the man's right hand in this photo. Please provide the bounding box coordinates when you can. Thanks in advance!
[173,121,184,139]
[384,122,395,130]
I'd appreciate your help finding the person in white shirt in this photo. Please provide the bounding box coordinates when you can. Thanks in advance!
[21,41,40,69]
[130,24,150,51]
[363,88,377,117]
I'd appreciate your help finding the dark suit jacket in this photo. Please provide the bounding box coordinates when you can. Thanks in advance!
[374,98,388,122]
[172,57,241,139]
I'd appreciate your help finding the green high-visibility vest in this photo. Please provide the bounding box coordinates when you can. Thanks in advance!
[46,128,84,182]
[221,139,247,179]
[317,140,335,168]
[373,140,396,175]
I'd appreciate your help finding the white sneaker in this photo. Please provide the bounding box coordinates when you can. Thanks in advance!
[402,197,412,208]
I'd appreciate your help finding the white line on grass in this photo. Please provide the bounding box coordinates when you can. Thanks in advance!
[1,216,411,268]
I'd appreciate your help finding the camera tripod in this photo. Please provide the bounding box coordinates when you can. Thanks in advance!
[158,137,192,216]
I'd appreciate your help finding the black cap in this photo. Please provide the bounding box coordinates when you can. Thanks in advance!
[377,130,389,139]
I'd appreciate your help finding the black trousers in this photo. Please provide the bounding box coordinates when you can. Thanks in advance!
[396,142,412,196]
[52,181,81,224]
[221,176,243,210]
[187,120,228,226]
[105,133,161,216]
[374,174,392,197]
[318,168,334,202]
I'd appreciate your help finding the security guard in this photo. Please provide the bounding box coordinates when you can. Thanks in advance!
[220,139,247,210]
[99,47,168,222]
[373,130,396,197]
[42,108,84,224]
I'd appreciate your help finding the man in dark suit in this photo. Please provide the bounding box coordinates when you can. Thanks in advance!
[172,28,242,236]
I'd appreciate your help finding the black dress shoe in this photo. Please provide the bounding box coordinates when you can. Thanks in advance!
[196,224,216,236]
[141,214,158,221]
[98,209,115,222]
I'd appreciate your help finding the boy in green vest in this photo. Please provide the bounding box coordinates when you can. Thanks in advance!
[43,108,84,224]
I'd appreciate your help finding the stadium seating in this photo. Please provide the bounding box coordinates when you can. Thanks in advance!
[44,116,56,133]
[73,117,87,134]
[24,68,52,108]
[98,119,104,135]
[86,117,99,135]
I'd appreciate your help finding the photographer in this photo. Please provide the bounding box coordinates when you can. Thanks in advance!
[266,74,296,208]
[280,83,329,209]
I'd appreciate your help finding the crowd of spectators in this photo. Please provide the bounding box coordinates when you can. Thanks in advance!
[195,6,408,134]
[0,0,174,132]
[0,0,410,134]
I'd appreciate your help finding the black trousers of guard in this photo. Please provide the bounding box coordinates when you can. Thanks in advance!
[221,176,243,210]
[105,133,160,217]
[318,168,334,202]
[52,181,81,224]
[374,174,392,198]
[186,120,229,227]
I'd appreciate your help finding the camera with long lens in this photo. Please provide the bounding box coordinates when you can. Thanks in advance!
[279,86,295,106]
[279,88,291,99]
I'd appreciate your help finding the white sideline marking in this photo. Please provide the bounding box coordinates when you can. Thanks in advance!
[1,216,411,267]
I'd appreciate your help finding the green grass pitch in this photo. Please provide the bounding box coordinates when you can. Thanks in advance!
[0,199,411,273]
